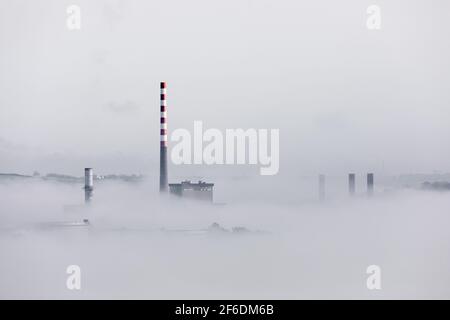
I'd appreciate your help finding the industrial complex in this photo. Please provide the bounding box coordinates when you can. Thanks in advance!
[79,82,376,206]
[158,81,215,202]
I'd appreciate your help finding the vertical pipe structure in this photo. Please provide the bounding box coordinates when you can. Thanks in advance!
[160,82,168,192]
[367,173,374,196]
[84,168,93,203]
[318,174,325,202]
[348,173,356,196]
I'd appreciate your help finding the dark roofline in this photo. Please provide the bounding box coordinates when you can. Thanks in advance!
[169,183,215,187]
[169,180,214,187]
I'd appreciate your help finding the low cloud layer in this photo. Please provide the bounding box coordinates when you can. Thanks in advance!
[1,177,450,299]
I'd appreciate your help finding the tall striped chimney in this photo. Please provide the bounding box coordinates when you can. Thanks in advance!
[160,82,168,192]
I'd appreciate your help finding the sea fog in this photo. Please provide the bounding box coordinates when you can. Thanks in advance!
[1,175,450,299]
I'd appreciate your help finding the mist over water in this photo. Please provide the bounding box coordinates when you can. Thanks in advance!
[1,0,450,300]
[1,176,450,299]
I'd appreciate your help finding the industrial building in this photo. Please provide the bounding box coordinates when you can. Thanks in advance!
[169,180,214,202]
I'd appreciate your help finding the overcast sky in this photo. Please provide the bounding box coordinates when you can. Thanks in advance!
[0,0,449,176]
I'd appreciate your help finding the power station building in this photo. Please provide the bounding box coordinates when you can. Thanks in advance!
[169,180,214,202]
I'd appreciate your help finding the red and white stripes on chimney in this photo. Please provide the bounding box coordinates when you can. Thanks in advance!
[160,82,167,147]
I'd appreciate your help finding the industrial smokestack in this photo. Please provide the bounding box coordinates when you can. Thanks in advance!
[84,168,93,203]
[318,174,325,202]
[160,81,168,192]
[367,173,374,196]
[348,173,356,196]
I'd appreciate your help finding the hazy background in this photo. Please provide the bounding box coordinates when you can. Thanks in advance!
[1,0,450,299]
[1,178,450,299]
[1,0,450,177]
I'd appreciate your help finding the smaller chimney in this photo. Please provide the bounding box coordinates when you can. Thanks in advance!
[367,173,374,196]
[84,168,93,203]
[348,173,356,196]
[318,174,325,202]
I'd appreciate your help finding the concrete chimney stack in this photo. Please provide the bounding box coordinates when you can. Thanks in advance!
[84,168,93,203]
[160,82,168,192]
[348,173,356,196]
[318,174,325,202]
[367,173,374,196]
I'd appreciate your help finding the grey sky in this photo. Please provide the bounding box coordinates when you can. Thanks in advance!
[1,0,449,176]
